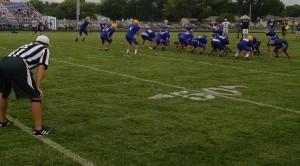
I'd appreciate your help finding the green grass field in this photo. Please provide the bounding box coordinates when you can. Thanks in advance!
[0,30,299,166]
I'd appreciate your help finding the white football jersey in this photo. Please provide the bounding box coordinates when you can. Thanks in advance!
[222,21,230,28]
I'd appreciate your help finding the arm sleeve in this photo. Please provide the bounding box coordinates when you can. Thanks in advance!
[39,48,50,70]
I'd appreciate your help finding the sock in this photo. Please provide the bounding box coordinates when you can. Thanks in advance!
[126,49,129,54]
[134,50,137,54]
[245,53,249,57]
[234,53,238,57]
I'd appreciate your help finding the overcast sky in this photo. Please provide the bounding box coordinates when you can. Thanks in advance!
[12,0,299,6]
[271,0,298,6]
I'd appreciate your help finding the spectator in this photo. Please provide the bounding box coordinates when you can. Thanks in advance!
[296,22,300,41]
[49,21,52,30]
[242,19,249,38]
[222,19,230,35]
[268,19,276,28]
[237,21,243,38]
[31,19,38,35]
[281,20,288,39]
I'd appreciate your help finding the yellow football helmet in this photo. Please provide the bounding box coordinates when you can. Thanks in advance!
[85,16,91,20]
[111,23,117,28]
[133,19,139,25]
[247,35,253,41]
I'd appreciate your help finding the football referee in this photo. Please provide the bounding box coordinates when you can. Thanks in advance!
[0,35,51,136]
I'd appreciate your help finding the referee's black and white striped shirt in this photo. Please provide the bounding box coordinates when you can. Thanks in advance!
[6,42,50,70]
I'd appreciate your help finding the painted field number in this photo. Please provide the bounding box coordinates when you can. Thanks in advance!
[149,86,246,101]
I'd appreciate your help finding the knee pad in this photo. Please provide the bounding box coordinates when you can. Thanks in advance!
[31,99,42,103]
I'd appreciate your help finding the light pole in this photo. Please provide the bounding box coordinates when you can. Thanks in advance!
[249,4,252,21]
[76,0,80,30]
[243,1,252,21]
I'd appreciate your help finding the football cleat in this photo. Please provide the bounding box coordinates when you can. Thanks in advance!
[33,127,50,136]
[0,119,13,127]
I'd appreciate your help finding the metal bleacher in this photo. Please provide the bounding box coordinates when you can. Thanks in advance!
[0,2,42,30]
[0,3,18,25]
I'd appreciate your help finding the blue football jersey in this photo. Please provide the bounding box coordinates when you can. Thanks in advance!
[274,39,288,48]
[101,27,115,38]
[296,24,300,31]
[142,28,156,38]
[80,19,89,29]
[126,24,140,37]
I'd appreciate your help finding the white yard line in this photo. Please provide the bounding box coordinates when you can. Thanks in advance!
[152,54,295,77]
[7,115,95,166]
[51,59,300,114]
[78,45,296,77]
[0,37,298,165]
[0,47,96,166]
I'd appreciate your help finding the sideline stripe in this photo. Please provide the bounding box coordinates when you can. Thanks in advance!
[52,59,300,114]
[7,115,95,166]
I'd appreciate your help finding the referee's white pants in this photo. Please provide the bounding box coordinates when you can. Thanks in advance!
[223,28,229,34]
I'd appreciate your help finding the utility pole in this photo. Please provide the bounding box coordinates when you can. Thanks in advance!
[76,0,80,30]
[249,4,252,21]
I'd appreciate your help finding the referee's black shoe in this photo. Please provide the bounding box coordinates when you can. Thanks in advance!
[0,119,13,127]
[33,127,50,136]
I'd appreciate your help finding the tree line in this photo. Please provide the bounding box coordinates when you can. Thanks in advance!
[28,0,300,22]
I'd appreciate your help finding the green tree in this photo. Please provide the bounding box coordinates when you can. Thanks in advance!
[28,0,45,12]
[286,5,300,17]
[28,0,291,22]
[99,0,127,20]
[80,2,99,19]
[42,3,64,19]
[163,0,192,21]
[236,0,285,21]
[135,0,166,21]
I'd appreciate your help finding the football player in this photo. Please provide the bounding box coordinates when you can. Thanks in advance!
[99,23,117,51]
[152,28,170,51]
[75,16,90,42]
[141,25,156,49]
[125,19,141,55]
[265,28,278,52]
[219,35,232,54]
[252,37,261,56]
[207,34,226,57]
[234,35,254,60]
[269,19,276,29]
[272,37,291,59]
[99,22,107,32]
[212,23,223,37]
[187,35,207,54]
[176,26,194,52]
[296,22,300,40]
